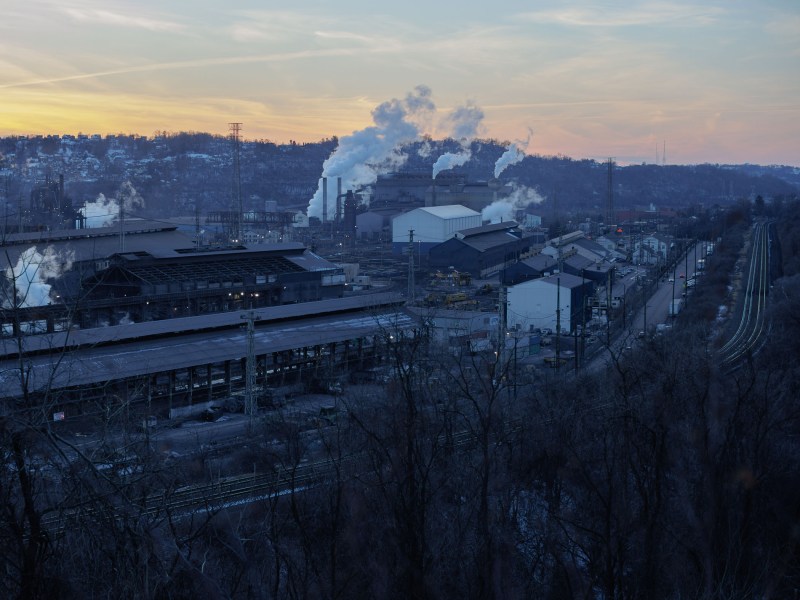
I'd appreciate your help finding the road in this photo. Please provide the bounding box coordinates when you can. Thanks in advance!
[583,241,707,372]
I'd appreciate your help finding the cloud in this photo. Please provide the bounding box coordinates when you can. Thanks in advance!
[0,49,358,90]
[62,7,186,33]
[519,3,724,28]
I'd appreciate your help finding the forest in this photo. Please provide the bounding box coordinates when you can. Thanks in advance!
[2,133,799,220]
[1,198,799,599]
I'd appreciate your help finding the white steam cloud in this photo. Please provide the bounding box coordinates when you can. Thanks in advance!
[432,100,484,178]
[432,150,471,178]
[80,181,145,228]
[307,86,436,220]
[481,183,544,224]
[3,246,74,308]
[494,129,532,179]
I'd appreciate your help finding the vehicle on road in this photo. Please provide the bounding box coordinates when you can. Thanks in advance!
[668,299,683,317]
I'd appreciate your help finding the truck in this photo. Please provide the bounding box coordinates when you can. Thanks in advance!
[668,298,683,317]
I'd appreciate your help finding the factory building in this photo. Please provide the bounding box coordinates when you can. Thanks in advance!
[542,232,610,264]
[0,219,344,335]
[372,172,515,216]
[391,205,481,255]
[427,221,540,278]
[0,293,416,423]
[355,208,400,240]
[371,172,440,209]
[506,273,592,335]
[407,306,499,356]
[562,254,614,285]
[500,254,558,285]
[426,177,513,213]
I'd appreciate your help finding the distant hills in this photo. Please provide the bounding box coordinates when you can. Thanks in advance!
[1,133,797,219]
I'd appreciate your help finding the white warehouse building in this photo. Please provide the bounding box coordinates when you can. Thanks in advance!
[392,205,481,255]
[506,273,591,334]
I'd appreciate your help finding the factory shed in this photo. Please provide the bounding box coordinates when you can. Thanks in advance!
[356,208,399,240]
[1,220,345,335]
[542,234,609,264]
[500,254,558,285]
[391,205,481,255]
[0,219,192,278]
[506,272,592,335]
[428,221,538,278]
[79,243,344,325]
[562,255,614,285]
[0,293,417,419]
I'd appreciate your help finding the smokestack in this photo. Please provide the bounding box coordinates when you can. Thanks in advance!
[322,177,328,224]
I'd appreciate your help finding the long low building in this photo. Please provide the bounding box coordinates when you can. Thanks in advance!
[0,292,417,423]
[0,219,345,335]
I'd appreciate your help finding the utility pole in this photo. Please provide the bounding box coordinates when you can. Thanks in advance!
[684,241,690,306]
[498,284,507,358]
[119,196,125,252]
[555,277,561,367]
[241,310,261,426]
[407,229,415,302]
[606,270,612,345]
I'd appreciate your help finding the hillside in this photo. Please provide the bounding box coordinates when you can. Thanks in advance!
[1,134,797,220]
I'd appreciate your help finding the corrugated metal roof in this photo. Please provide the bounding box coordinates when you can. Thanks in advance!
[0,292,406,357]
[459,230,530,253]
[418,205,480,218]
[0,296,414,398]
[456,221,519,238]
[0,227,194,270]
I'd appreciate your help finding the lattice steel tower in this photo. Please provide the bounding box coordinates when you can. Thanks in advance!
[229,122,243,243]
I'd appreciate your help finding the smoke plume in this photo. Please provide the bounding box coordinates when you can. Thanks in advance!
[432,150,472,178]
[432,100,485,178]
[481,183,544,224]
[80,181,145,228]
[494,128,532,178]
[307,86,436,220]
[4,246,74,308]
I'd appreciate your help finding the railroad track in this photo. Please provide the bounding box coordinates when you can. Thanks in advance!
[719,220,772,366]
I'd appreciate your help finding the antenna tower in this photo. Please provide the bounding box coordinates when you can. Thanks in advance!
[229,122,243,243]
[662,140,666,166]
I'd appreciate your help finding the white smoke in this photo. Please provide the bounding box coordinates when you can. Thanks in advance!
[307,86,436,220]
[481,183,544,224]
[3,246,74,308]
[432,100,485,178]
[432,150,472,178]
[494,129,532,179]
[80,181,146,228]
[417,138,433,158]
[80,193,117,228]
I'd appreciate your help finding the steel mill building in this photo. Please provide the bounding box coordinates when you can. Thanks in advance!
[0,293,417,424]
[0,219,345,336]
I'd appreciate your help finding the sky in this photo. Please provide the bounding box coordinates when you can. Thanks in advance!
[2,0,799,166]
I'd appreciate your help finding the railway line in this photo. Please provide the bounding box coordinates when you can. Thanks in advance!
[40,422,481,537]
[718,220,773,367]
